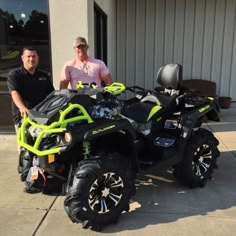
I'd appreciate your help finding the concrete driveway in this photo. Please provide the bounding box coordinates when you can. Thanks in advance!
[0,108,236,236]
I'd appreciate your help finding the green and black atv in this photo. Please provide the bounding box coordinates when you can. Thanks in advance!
[17,64,220,230]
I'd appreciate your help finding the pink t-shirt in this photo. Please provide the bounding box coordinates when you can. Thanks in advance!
[60,57,110,89]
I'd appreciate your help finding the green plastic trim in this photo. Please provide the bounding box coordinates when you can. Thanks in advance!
[147,105,162,121]
[103,82,126,95]
[17,103,93,156]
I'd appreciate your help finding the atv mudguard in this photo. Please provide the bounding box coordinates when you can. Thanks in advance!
[205,101,220,122]
[66,118,136,149]
[205,107,220,122]
[180,101,219,140]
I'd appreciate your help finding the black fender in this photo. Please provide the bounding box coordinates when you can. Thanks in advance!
[206,101,220,121]
[64,120,138,193]
[66,119,136,151]
[84,119,136,141]
[206,107,220,121]
[180,102,219,140]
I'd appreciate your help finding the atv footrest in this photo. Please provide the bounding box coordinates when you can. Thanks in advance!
[153,137,175,147]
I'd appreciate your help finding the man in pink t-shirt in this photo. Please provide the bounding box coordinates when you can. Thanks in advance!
[60,36,112,89]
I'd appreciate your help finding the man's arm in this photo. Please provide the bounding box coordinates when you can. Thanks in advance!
[60,63,70,89]
[10,90,29,116]
[60,80,70,89]
[99,61,113,86]
[46,75,55,93]
[101,73,112,85]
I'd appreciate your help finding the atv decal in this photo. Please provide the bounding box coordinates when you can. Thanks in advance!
[92,125,116,135]
[199,104,210,113]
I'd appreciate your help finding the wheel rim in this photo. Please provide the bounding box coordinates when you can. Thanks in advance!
[88,172,124,214]
[192,144,212,178]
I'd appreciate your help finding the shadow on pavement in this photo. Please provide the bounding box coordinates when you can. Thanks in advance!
[102,149,236,233]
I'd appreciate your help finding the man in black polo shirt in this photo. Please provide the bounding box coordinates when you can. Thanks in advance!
[7,47,54,127]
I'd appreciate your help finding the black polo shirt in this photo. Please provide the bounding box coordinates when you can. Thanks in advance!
[7,67,54,124]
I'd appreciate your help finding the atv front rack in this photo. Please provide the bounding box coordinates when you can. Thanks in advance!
[17,103,93,156]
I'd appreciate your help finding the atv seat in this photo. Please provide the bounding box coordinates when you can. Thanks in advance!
[157,63,182,91]
[121,102,164,123]
[121,64,183,123]
[154,63,183,109]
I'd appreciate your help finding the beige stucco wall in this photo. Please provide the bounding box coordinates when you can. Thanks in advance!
[49,0,116,89]
[49,0,89,89]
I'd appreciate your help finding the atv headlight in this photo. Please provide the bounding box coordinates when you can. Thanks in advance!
[62,131,72,144]
[28,126,42,138]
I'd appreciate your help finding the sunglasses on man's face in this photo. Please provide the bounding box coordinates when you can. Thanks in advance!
[77,45,87,49]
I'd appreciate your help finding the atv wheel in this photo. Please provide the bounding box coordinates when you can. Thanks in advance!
[64,153,136,230]
[174,128,220,188]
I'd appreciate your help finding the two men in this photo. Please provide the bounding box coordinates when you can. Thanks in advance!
[8,37,112,127]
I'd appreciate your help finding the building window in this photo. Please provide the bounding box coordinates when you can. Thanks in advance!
[94,3,107,65]
[0,0,50,133]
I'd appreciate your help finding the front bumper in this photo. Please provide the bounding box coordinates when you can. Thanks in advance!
[17,103,93,156]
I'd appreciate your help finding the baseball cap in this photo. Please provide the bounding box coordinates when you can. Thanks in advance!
[73,37,88,47]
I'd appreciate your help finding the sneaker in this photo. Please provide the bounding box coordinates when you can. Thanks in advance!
[24,186,42,194]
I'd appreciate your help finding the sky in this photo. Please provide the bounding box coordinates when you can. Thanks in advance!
[0,0,47,22]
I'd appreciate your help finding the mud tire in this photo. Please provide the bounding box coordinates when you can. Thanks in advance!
[64,153,136,230]
[174,128,220,188]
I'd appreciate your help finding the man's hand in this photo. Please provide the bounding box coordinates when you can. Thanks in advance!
[19,106,29,116]
[11,90,29,116]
